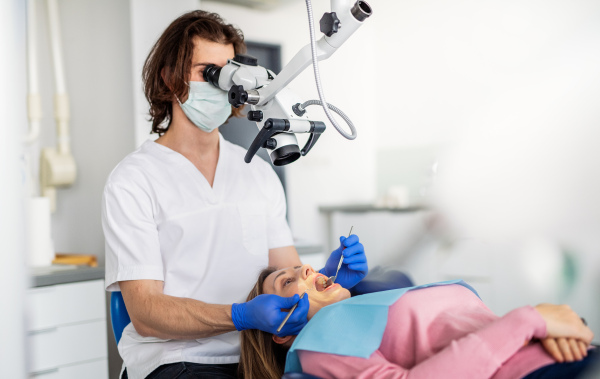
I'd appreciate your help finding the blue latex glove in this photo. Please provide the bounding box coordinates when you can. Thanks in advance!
[320,234,368,289]
[231,293,309,336]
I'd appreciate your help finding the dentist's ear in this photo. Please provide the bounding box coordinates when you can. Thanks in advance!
[272,335,294,346]
[161,67,177,93]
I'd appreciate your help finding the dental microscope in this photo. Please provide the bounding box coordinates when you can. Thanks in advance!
[203,0,372,166]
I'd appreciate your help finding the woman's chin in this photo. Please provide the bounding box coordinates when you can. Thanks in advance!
[327,283,351,300]
[337,287,351,301]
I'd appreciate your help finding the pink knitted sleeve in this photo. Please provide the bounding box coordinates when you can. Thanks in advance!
[297,306,547,379]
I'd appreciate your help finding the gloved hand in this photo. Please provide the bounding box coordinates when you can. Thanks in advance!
[320,234,368,289]
[231,293,309,336]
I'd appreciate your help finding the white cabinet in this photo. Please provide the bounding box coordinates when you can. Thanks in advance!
[28,359,108,379]
[27,280,108,378]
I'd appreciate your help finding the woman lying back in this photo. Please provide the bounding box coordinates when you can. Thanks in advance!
[239,264,596,379]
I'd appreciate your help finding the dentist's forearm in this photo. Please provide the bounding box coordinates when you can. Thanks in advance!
[119,279,237,340]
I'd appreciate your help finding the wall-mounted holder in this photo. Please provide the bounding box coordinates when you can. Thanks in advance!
[39,93,76,212]
[40,148,76,212]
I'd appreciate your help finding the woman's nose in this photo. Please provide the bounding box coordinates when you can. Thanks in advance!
[301,264,315,280]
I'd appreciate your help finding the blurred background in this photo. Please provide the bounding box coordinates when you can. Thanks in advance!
[2,0,600,377]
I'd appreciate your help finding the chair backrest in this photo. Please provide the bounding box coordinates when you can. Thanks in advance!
[110,291,131,345]
[350,266,414,296]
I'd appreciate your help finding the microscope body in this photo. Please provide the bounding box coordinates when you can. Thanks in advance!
[203,0,372,165]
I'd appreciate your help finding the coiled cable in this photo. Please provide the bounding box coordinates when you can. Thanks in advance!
[295,100,355,134]
[304,0,357,140]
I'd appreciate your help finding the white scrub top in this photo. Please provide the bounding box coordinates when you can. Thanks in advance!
[102,134,294,379]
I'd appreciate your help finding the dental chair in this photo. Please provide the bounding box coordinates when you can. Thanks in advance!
[110,267,414,378]
[110,291,131,345]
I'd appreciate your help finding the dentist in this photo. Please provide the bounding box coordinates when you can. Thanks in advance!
[101,10,367,379]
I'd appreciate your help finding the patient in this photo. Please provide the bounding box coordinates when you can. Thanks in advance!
[239,265,596,379]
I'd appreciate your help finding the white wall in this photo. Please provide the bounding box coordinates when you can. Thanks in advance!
[29,0,136,265]
[0,0,28,377]
[375,0,600,149]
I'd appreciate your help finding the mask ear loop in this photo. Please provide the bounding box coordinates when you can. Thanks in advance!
[173,82,191,106]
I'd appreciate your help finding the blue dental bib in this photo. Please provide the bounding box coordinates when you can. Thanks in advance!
[284,280,479,373]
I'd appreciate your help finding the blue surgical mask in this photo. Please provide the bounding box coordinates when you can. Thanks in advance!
[175,81,231,132]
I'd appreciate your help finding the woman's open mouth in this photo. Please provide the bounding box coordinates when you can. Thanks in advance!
[314,274,333,292]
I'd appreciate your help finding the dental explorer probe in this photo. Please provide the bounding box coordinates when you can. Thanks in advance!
[276,226,354,333]
[326,226,353,287]
[276,292,306,334]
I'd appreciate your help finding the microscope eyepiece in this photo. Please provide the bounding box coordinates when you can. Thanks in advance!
[203,64,222,88]
[232,54,258,66]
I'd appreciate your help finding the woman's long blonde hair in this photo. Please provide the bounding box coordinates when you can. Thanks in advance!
[239,267,291,379]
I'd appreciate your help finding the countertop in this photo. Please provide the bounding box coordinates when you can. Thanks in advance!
[318,204,423,213]
[30,265,105,288]
[26,242,325,286]
[26,237,328,287]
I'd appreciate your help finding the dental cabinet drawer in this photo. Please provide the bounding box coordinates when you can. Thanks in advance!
[27,279,108,378]
[29,320,108,373]
[30,358,108,379]
[28,280,105,331]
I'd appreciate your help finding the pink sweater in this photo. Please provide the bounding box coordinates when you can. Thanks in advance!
[297,284,555,379]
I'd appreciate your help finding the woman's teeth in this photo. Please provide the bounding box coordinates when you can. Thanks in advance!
[315,276,328,292]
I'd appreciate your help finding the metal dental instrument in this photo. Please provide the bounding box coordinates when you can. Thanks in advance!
[276,225,354,333]
[277,291,306,334]
[326,226,354,287]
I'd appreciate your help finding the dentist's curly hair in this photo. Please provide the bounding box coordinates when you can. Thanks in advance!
[143,10,246,135]
[239,266,290,379]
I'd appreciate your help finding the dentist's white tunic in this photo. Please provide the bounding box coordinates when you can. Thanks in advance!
[102,134,293,379]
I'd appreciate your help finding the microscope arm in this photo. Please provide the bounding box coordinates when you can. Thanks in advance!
[256,38,334,106]
[256,0,371,106]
